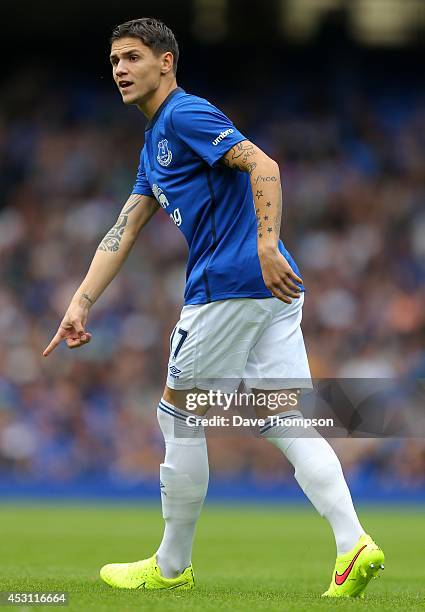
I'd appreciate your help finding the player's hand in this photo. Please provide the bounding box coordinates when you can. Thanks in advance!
[258,247,303,304]
[43,302,92,357]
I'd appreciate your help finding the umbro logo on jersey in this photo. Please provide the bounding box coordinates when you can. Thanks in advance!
[212,128,234,146]
[169,365,182,378]
[157,139,173,166]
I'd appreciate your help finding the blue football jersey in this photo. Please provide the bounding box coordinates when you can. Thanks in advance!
[132,87,302,305]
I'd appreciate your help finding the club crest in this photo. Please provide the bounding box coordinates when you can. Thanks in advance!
[157,139,173,167]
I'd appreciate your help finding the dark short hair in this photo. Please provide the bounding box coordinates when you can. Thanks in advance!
[110,18,179,75]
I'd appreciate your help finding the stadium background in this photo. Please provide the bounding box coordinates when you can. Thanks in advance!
[0,0,424,507]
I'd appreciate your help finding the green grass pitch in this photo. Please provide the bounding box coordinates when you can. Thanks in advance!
[0,504,424,611]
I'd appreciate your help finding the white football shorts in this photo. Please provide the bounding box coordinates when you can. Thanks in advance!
[166,294,312,392]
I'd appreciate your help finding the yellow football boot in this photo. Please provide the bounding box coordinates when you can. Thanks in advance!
[322,534,384,598]
[100,554,194,590]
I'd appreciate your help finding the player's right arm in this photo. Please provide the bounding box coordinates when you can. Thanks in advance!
[42,194,159,356]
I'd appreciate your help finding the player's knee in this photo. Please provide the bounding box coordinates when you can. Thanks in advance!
[162,386,210,415]
[162,386,189,410]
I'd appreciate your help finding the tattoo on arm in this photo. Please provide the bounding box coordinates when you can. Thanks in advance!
[254,175,277,185]
[256,208,263,233]
[253,181,281,241]
[221,140,282,241]
[256,203,281,241]
[246,162,257,175]
[222,141,258,174]
[81,293,94,306]
[97,200,139,252]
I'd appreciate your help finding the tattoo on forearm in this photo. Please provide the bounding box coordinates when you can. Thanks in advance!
[222,141,282,241]
[255,207,264,238]
[81,293,94,306]
[274,203,281,235]
[254,197,282,240]
[97,201,139,252]
[98,216,128,252]
[254,175,277,185]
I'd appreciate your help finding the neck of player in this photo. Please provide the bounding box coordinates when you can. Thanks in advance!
[137,81,178,120]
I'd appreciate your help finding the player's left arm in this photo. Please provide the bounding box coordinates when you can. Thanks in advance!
[221,140,302,303]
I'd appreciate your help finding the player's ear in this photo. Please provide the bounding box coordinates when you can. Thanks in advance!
[160,51,174,75]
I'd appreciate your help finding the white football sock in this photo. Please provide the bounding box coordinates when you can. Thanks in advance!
[261,410,365,555]
[156,399,209,578]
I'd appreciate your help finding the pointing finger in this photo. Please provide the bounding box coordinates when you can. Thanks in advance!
[42,332,64,357]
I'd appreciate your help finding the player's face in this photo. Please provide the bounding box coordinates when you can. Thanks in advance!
[110,37,163,105]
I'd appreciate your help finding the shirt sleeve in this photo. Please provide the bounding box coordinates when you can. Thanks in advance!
[131,148,153,196]
[170,98,247,167]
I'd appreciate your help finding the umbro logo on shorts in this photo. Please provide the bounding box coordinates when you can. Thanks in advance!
[169,365,182,378]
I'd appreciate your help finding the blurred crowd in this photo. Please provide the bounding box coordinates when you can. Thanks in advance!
[0,70,424,491]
